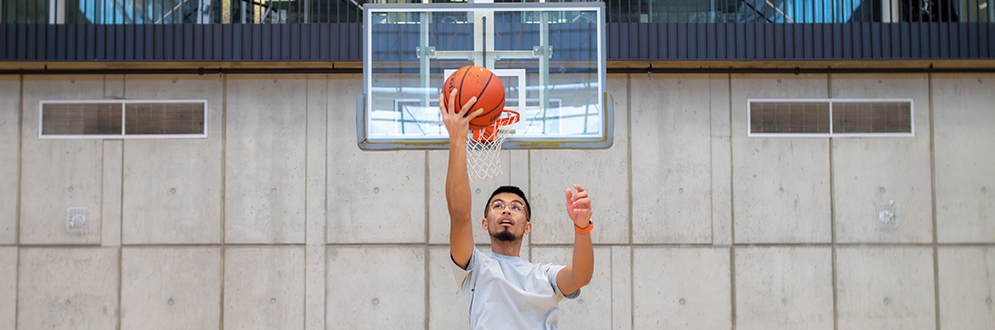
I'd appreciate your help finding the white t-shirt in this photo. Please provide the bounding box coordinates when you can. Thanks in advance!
[452,248,580,330]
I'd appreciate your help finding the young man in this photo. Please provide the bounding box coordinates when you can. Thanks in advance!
[440,89,595,329]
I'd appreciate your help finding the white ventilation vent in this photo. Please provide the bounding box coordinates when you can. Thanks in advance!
[748,99,913,137]
[40,100,207,139]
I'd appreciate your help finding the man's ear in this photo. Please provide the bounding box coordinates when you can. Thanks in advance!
[481,218,488,231]
[524,222,532,235]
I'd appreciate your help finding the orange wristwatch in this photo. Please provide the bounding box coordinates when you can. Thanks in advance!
[575,220,593,234]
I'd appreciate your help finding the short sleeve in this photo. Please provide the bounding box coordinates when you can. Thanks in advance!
[544,264,580,300]
[451,248,479,287]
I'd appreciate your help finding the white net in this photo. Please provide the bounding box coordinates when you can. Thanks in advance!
[466,110,520,182]
[466,127,511,182]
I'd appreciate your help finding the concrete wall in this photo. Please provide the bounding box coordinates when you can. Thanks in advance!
[0,72,993,329]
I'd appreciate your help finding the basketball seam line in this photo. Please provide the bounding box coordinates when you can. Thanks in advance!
[471,70,504,129]
[457,66,471,110]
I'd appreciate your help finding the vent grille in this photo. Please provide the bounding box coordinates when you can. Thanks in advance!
[832,102,912,134]
[748,99,913,137]
[41,103,122,135]
[750,101,830,134]
[125,103,205,135]
[40,100,207,138]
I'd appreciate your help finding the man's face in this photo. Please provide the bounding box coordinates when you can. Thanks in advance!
[482,192,531,242]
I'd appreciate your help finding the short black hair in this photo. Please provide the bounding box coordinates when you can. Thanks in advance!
[485,185,531,222]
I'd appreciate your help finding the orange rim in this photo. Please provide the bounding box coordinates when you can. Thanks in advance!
[471,110,520,142]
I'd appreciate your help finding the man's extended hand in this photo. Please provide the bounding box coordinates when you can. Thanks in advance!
[564,184,592,228]
[440,89,483,141]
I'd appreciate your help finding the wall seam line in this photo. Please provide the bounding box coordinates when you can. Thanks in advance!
[928,72,941,330]
[100,74,106,246]
[303,76,310,330]
[219,73,228,330]
[424,149,430,330]
[727,73,734,245]
[627,73,634,330]
[608,246,614,330]
[14,73,23,330]
[527,149,532,262]
[709,73,715,246]
[120,75,126,246]
[118,72,127,330]
[728,73,737,330]
[626,73,633,246]
[729,246,736,330]
[323,73,331,330]
[8,242,982,248]
[828,73,839,330]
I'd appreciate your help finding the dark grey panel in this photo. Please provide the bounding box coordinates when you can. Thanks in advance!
[1,22,994,62]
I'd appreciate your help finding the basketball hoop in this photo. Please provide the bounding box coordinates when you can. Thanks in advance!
[467,110,520,182]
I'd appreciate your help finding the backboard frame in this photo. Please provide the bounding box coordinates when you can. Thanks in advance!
[357,2,611,150]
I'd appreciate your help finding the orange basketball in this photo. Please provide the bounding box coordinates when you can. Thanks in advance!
[442,66,505,131]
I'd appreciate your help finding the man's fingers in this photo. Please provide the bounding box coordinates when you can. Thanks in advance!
[571,191,588,202]
[564,188,574,204]
[439,93,447,113]
[464,108,484,121]
[459,96,478,116]
[448,89,459,114]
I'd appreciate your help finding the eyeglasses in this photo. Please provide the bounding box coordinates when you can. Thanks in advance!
[490,200,525,213]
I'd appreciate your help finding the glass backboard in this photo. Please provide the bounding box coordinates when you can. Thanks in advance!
[358,2,610,150]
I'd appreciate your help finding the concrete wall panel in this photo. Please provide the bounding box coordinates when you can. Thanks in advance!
[101,70,122,254]
[304,74,328,330]
[731,74,831,243]
[0,247,16,330]
[831,74,932,243]
[531,246,613,329]
[938,247,995,329]
[101,140,122,247]
[711,74,733,245]
[305,246,324,330]
[120,247,222,330]
[0,76,18,244]
[326,74,425,244]
[20,76,104,245]
[306,74,328,246]
[632,247,730,329]
[224,247,305,330]
[735,247,833,330]
[530,74,629,245]
[631,74,712,244]
[428,246,470,329]
[428,150,517,245]
[326,246,425,329]
[711,137,732,245]
[611,246,632,330]
[934,74,995,242]
[122,75,223,244]
[17,247,118,330]
[836,247,934,330]
[225,75,307,244]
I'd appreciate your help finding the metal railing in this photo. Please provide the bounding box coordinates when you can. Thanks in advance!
[2,0,991,24]
[608,0,983,23]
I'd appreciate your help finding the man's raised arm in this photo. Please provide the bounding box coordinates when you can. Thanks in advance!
[556,184,594,295]
[441,90,482,269]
